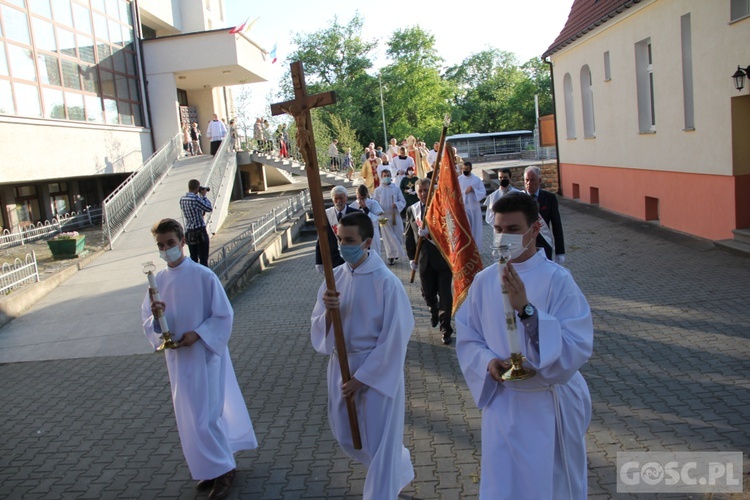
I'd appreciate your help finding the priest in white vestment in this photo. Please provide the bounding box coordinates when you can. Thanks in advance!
[311,212,415,500]
[372,168,407,265]
[458,161,487,247]
[143,219,257,499]
[350,184,385,257]
[456,192,592,499]
[484,167,520,225]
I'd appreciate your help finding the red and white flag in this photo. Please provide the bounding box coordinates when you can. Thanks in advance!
[229,16,259,35]
[424,143,484,314]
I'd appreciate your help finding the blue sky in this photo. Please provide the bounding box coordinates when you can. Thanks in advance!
[222,0,575,117]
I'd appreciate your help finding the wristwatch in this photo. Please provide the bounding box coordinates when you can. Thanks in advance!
[518,303,535,320]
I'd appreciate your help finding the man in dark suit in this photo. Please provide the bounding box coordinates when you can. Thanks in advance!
[315,186,361,273]
[405,178,454,345]
[524,166,565,264]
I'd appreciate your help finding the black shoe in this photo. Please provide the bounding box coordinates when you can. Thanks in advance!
[442,334,452,345]
[388,258,394,265]
[196,479,214,491]
[430,309,439,328]
[209,470,235,500]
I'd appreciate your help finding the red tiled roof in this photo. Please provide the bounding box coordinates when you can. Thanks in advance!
[544,0,644,58]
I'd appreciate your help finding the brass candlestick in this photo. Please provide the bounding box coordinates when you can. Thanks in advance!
[502,352,536,381]
[142,261,179,351]
[492,245,536,381]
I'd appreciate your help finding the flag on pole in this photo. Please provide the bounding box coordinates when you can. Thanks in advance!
[229,16,259,34]
[270,43,278,64]
[424,143,483,314]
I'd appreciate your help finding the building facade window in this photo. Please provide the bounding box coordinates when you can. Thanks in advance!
[14,185,41,228]
[580,65,596,138]
[604,51,611,81]
[635,38,656,132]
[731,0,750,22]
[49,182,70,216]
[0,0,143,126]
[681,13,694,130]
[563,72,576,139]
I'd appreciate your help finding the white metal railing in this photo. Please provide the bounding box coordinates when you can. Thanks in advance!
[202,135,235,233]
[209,189,311,280]
[102,133,181,249]
[0,208,103,250]
[1,252,39,295]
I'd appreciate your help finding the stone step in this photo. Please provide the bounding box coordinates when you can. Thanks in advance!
[714,238,750,257]
[732,228,750,245]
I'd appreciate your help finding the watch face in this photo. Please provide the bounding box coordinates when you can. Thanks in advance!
[524,304,534,316]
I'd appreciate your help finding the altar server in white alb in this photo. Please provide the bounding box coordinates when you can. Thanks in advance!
[143,218,257,500]
[458,161,486,246]
[456,192,593,499]
[350,184,385,257]
[311,212,415,499]
[373,168,407,265]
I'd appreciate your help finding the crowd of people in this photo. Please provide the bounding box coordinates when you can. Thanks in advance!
[144,141,587,499]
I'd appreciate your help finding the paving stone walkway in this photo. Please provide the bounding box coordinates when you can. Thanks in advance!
[1,199,749,499]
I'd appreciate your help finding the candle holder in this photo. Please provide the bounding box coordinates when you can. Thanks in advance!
[502,352,536,381]
[378,216,389,227]
[492,244,536,381]
[142,261,179,351]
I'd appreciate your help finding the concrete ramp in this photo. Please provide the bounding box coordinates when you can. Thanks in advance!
[0,155,214,363]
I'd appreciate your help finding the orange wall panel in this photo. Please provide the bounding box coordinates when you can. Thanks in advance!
[560,163,747,240]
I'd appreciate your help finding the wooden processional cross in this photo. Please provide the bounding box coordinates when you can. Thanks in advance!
[271,61,362,450]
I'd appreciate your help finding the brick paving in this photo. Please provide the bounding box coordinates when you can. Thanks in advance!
[1,198,749,498]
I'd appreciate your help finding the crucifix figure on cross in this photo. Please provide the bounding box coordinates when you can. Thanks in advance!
[271,61,362,450]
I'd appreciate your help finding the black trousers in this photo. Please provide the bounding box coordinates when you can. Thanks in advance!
[187,227,210,266]
[420,263,453,335]
[210,140,222,156]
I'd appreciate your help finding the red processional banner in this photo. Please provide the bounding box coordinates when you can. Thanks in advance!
[424,145,483,314]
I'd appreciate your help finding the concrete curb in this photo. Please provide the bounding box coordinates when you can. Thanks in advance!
[0,249,105,329]
[223,210,308,299]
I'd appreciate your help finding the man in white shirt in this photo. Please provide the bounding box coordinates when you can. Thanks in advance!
[206,114,227,156]
[328,139,340,171]
[426,142,440,168]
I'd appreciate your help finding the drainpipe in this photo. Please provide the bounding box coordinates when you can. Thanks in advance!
[544,57,563,196]
[133,0,156,153]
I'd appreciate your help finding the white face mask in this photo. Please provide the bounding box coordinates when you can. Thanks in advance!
[493,226,533,260]
[159,245,183,264]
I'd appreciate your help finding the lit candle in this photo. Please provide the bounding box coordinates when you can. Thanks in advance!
[146,271,170,333]
[497,253,522,354]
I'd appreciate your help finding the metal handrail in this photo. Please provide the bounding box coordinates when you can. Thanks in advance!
[102,134,181,249]
[208,189,311,281]
[202,135,234,233]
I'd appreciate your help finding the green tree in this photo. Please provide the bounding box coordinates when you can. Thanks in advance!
[380,26,454,144]
[328,114,362,161]
[283,14,378,146]
[446,51,552,134]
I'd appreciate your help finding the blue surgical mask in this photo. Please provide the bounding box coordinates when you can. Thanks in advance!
[338,241,367,265]
[159,245,183,263]
[382,177,392,185]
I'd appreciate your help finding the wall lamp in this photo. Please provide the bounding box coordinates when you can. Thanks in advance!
[732,65,750,91]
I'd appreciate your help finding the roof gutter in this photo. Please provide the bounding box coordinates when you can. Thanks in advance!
[543,57,563,196]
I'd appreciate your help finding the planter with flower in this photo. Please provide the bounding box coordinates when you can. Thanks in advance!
[47,231,86,259]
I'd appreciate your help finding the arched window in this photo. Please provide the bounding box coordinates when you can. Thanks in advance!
[580,65,596,137]
[563,73,576,139]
